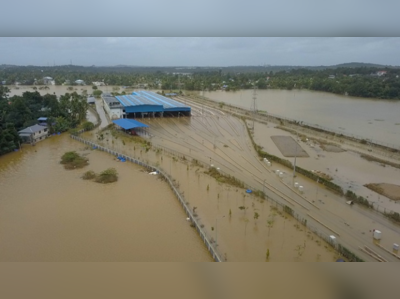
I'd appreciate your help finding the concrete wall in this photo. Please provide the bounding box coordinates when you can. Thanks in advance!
[103,98,123,119]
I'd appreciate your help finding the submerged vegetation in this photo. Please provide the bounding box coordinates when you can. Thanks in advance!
[60,151,89,169]
[82,170,96,180]
[95,168,118,183]
[205,166,245,188]
[82,168,118,184]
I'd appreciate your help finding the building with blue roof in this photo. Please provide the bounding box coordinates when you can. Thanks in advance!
[107,90,191,118]
[112,119,149,136]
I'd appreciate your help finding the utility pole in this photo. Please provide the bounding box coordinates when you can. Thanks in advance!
[201,83,204,121]
[292,137,298,186]
[178,74,181,94]
[252,84,257,130]
[216,218,218,246]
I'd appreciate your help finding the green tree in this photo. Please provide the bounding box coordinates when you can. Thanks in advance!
[93,90,103,98]
[54,116,70,133]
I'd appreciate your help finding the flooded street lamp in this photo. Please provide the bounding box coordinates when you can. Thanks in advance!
[216,218,218,246]
[292,141,297,186]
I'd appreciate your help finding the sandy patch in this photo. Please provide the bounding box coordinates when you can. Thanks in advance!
[364,183,400,201]
[320,144,345,153]
[270,136,309,157]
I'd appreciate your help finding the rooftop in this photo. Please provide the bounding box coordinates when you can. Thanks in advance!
[102,93,123,108]
[19,124,47,134]
[113,119,149,130]
[116,91,187,110]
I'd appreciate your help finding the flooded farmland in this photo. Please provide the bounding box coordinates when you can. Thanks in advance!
[203,89,400,148]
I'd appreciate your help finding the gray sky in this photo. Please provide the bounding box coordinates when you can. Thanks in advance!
[1,37,400,67]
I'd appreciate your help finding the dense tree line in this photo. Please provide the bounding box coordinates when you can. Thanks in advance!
[267,67,400,99]
[0,86,88,156]
[1,64,400,99]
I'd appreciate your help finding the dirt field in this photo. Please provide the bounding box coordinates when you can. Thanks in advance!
[320,144,345,153]
[270,136,309,157]
[365,183,400,201]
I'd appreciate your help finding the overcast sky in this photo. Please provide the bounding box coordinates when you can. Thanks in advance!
[1,37,400,67]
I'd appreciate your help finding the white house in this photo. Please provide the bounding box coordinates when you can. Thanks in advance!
[377,71,387,77]
[18,124,49,144]
[75,79,86,85]
[43,76,55,85]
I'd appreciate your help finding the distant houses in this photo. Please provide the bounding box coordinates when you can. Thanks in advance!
[43,76,55,85]
[75,79,86,85]
[376,71,387,77]
[92,81,105,86]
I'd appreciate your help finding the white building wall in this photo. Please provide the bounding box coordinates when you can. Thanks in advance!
[110,107,123,119]
[33,127,49,142]
[103,97,124,120]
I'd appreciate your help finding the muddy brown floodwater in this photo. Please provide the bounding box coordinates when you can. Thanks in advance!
[0,135,212,261]
[203,89,400,148]
[85,121,340,261]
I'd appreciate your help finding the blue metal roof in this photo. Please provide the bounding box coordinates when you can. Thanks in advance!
[113,119,149,130]
[38,117,48,121]
[114,91,190,114]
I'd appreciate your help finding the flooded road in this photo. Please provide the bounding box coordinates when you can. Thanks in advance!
[100,99,400,262]
[0,135,212,261]
[251,121,400,214]
[203,89,400,148]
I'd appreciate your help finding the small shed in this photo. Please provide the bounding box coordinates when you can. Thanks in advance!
[38,117,48,126]
[87,97,96,105]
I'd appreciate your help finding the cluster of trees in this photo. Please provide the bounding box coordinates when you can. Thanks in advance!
[0,87,20,155]
[2,64,400,99]
[0,86,89,156]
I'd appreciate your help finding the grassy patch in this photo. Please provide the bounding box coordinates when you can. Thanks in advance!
[60,151,89,169]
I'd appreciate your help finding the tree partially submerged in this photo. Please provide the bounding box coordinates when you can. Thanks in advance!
[95,168,118,183]
[60,151,89,169]
[82,170,96,180]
